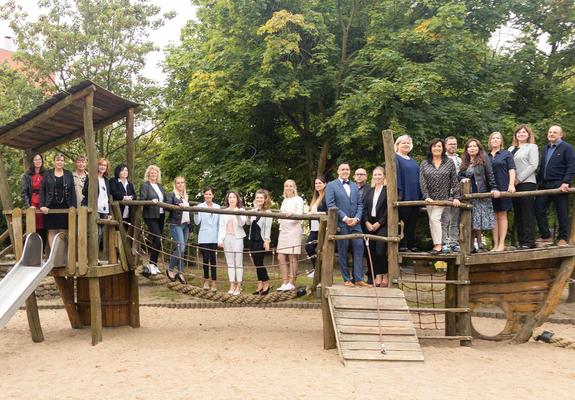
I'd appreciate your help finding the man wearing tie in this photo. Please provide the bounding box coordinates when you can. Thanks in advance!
[325,163,370,287]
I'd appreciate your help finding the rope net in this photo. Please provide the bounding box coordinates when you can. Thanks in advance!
[399,264,447,331]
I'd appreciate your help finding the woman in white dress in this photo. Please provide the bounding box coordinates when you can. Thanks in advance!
[277,179,305,291]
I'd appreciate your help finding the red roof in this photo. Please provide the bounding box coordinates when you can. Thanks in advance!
[0,48,17,68]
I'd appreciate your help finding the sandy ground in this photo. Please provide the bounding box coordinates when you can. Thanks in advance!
[1,307,575,400]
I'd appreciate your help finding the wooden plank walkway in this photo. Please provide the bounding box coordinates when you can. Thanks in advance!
[327,285,424,363]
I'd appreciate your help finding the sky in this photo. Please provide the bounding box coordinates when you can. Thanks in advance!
[0,0,196,84]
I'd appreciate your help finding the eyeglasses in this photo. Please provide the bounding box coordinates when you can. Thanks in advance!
[354,173,366,176]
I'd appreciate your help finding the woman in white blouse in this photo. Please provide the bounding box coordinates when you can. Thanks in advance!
[139,165,166,275]
[217,191,247,295]
[277,179,305,291]
[508,124,539,249]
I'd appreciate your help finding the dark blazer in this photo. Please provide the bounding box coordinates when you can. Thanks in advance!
[165,192,191,225]
[325,178,363,232]
[81,176,112,212]
[40,169,76,208]
[109,178,137,218]
[140,181,167,219]
[21,170,45,208]
[459,154,497,193]
[537,140,575,185]
[362,186,388,227]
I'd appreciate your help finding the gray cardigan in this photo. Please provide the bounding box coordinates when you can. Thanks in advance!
[508,143,538,184]
[140,181,167,219]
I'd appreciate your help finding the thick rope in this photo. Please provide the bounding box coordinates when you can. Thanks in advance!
[145,272,299,304]
[533,328,575,350]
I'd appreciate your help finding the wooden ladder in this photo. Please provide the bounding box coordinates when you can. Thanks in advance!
[327,285,424,363]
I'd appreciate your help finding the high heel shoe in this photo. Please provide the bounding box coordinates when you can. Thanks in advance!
[166,269,177,282]
[252,289,262,295]
[260,287,271,295]
[176,273,187,284]
[233,286,242,296]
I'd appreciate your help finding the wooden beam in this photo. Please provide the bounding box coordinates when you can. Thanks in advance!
[0,85,96,145]
[321,208,338,350]
[383,129,399,286]
[83,93,99,267]
[32,108,131,154]
[457,180,472,346]
[464,187,575,199]
[126,108,135,174]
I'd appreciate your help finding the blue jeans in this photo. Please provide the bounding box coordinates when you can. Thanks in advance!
[336,224,365,282]
[169,224,189,272]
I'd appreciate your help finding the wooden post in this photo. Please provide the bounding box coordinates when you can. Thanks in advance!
[54,276,83,329]
[129,269,140,328]
[126,108,135,175]
[568,196,575,303]
[67,208,77,275]
[382,129,400,286]
[457,180,472,346]
[512,196,575,342]
[312,218,327,293]
[77,207,89,276]
[445,260,457,336]
[132,205,143,265]
[111,202,133,268]
[89,277,103,345]
[11,208,23,262]
[108,226,117,264]
[0,153,15,248]
[83,92,99,267]
[321,208,338,350]
[25,207,36,235]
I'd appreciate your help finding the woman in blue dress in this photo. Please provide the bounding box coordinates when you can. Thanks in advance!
[488,132,516,251]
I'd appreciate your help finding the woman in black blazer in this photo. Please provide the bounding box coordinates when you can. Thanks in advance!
[109,163,137,222]
[40,153,76,247]
[362,166,388,287]
[165,176,191,284]
[81,158,113,247]
[139,165,167,275]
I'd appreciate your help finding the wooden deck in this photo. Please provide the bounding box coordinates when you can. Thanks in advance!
[327,285,424,363]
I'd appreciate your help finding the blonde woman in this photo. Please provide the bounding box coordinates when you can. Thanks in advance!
[488,132,516,251]
[362,167,389,286]
[277,179,305,291]
[165,177,191,284]
[249,189,273,295]
[217,191,247,295]
[140,165,166,275]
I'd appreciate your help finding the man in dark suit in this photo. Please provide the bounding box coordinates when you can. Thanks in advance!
[325,163,370,287]
[535,125,575,246]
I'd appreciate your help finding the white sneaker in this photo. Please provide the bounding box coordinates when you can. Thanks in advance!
[149,264,158,275]
[284,283,295,291]
[277,283,287,291]
[307,270,315,278]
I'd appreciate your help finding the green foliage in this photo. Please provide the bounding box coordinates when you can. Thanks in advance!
[1,0,173,171]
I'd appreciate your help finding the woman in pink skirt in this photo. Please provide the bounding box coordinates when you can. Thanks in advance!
[277,179,304,291]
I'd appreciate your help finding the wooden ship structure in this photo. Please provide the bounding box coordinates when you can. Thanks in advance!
[0,85,573,362]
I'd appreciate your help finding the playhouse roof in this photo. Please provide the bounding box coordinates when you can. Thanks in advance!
[0,80,140,153]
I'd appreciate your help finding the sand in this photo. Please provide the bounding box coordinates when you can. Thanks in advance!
[1,307,575,400]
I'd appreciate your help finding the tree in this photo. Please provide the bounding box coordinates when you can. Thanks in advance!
[1,0,174,166]
[161,0,517,200]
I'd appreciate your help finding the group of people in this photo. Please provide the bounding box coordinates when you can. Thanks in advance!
[20,123,574,294]
[396,124,575,257]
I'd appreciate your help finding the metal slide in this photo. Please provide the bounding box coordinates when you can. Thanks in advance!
[0,232,67,330]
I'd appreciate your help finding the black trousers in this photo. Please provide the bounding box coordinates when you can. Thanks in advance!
[399,206,419,249]
[535,181,570,241]
[200,243,217,280]
[250,240,269,282]
[513,182,537,247]
[144,214,165,265]
[365,218,388,276]
[305,230,319,269]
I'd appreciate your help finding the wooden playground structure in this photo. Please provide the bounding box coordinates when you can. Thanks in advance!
[0,85,574,363]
